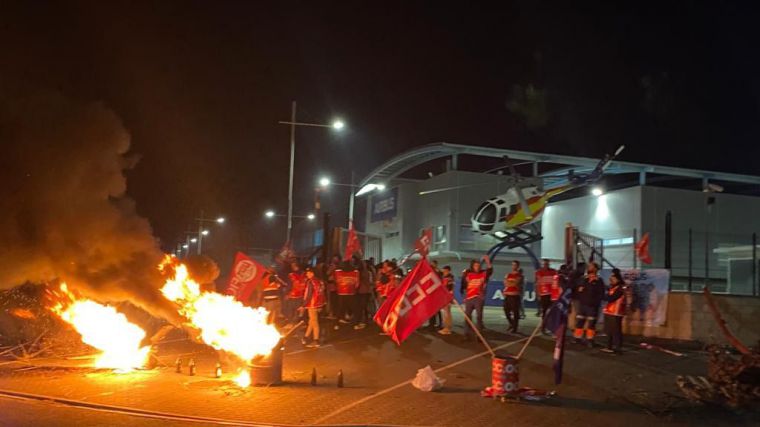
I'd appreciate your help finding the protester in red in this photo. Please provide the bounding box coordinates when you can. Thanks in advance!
[325,256,340,319]
[300,267,326,348]
[460,255,493,341]
[437,265,455,335]
[286,262,306,326]
[551,264,569,303]
[535,258,557,320]
[260,268,283,324]
[354,257,372,330]
[334,261,359,330]
[503,260,524,334]
[601,268,626,354]
[375,261,398,303]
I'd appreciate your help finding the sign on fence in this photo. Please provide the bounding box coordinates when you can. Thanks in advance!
[602,268,670,327]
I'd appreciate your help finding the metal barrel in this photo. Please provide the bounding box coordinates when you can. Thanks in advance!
[249,339,284,386]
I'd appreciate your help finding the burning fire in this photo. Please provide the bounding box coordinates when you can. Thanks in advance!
[49,283,151,372]
[159,257,280,386]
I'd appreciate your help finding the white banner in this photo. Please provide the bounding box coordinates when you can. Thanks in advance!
[602,269,670,327]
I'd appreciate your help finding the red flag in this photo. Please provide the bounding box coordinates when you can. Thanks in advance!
[374,258,453,344]
[414,227,433,258]
[635,232,652,265]
[225,252,266,302]
[275,241,295,265]
[343,221,362,261]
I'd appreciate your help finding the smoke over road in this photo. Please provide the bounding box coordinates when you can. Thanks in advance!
[0,89,178,320]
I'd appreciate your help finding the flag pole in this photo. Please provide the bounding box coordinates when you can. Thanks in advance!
[454,303,495,358]
[515,318,543,360]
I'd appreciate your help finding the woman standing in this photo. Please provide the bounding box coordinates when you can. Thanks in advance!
[301,267,326,348]
[601,269,626,354]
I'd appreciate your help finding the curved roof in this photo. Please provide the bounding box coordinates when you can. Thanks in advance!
[358,142,760,188]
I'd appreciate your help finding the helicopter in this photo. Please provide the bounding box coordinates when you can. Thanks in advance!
[419,145,625,242]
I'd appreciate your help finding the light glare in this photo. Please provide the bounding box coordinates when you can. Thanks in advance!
[332,120,345,130]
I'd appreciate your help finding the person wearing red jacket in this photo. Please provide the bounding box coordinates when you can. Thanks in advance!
[437,265,455,335]
[503,260,524,334]
[460,255,493,341]
[601,268,626,354]
[300,267,326,348]
[535,259,557,320]
[286,262,306,325]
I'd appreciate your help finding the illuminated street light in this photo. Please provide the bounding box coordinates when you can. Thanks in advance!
[265,210,276,218]
[216,217,225,224]
[591,187,604,197]
[319,177,331,187]
[307,213,316,220]
[182,244,189,249]
[201,229,210,236]
[190,238,198,243]
[278,101,347,243]
[356,183,386,197]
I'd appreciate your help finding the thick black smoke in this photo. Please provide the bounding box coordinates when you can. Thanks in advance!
[0,89,178,321]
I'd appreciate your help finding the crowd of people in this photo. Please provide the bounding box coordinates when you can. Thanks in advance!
[246,254,627,354]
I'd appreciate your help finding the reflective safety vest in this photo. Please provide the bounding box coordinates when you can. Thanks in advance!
[535,268,556,297]
[550,274,562,301]
[262,275,281,300]
[287,272,306,299]
[465,271,488,300]
[334,270,359,296]
[603,285,626,316]
[303,278,326,309]
[375,273,397,297]
[504,272,522,296]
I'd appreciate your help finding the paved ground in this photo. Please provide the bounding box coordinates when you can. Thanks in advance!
[1,308,757,426]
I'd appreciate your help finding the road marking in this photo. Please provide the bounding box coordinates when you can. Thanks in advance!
[312,336,530,425]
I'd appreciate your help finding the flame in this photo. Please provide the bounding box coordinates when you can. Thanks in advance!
[159,257,280,385]
[10,308,36,319]
[234,369,251,387]
[49,283,150,372]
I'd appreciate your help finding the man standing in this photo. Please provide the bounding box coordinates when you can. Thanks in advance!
[503,260,524,334]
[601,268,626,354]
[460,255,493,341]
[535,259,557,320]
[286,262,306,325]
[334,261,359,330]
[261,268,283,324]
[573,262,605,347]
[300,267,326,348]
[437,265,455,335]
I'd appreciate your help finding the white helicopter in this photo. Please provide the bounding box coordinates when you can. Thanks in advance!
[420,146,625,242]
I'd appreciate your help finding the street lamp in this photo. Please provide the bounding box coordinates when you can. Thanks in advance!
[192,211,225,255]
[319,177,331,187]
[216,217,225,224]
[278,101,344,244]
[591,187,604,197]
[190,238,198,243]
[307,213,316,220]
[265,210,276,218]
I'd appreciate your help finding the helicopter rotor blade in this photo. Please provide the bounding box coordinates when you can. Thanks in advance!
[418,182,491,195]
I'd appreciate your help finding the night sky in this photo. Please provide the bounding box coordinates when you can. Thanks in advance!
[2,1,759,261]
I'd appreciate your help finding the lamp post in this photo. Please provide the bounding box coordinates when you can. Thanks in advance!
[278,101,344,244]
[318,175,386,225]
[193,211,226,255]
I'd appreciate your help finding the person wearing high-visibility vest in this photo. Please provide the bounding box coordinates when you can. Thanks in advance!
[601,268,626,354]
[534,259,557,320]
[299,267,326,348]
[460,255,493,341]
[503,260,524,334]
[573,262,605,347]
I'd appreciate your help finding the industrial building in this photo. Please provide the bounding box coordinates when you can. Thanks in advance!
[358,143,760,299]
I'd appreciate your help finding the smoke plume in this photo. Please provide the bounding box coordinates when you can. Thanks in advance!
[0,90,178,321]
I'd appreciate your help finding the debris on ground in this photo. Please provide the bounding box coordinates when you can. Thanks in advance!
[411,365,444,392]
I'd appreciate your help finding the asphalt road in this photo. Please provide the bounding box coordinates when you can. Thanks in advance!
[1,308,757,426]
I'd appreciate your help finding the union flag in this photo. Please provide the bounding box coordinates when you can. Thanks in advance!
[343,221,362,261]
[635,232,653,265]
[225,252,266,303]
[414,227,433,258]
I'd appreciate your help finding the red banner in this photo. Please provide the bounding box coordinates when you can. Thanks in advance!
[635,232,653,265]
[374,258,452,344]
[414,227,433,258]
[334,270,359,295]
[225,252,266,302]
[343,221,362,261]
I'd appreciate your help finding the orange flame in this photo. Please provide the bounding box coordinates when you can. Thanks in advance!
[159,256,280,385]
[49,283,150,372]
[10,308,36,319]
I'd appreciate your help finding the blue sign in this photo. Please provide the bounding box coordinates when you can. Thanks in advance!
[370,187,398,222]
[452,280,538,309]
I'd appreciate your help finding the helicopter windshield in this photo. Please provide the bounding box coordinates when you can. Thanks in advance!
[474,202,497,230]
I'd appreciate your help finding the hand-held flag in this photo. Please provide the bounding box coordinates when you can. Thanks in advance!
[373,258,452,344]
[225,252,266,303]
[635,232,653,265]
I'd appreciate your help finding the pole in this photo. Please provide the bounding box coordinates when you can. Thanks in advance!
[688,228,693,292]
[321,212,331,263]
[515,320,543,360]
[185,235,191,259]
[753,232,757,296]
[287,100,296,244]
[197,210,204,255]
[347,170,355,225]
[633,228,638,269]
[453,303,495,357]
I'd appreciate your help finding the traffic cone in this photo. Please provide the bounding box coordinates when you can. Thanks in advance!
[175,358,182,373]
[311,368,317,386]
[337,369,344,388]
[188,358,196,376]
